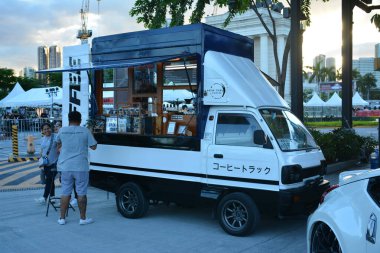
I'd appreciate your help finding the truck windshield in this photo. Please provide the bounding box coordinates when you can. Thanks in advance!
[260,109,318,151]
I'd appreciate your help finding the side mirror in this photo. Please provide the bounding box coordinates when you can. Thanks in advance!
[254,130,273,149]
[254,130,265,145]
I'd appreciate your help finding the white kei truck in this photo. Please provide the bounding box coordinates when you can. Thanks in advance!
[57,23,330,236]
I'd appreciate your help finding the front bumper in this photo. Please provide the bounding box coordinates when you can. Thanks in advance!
[278,177,330,216]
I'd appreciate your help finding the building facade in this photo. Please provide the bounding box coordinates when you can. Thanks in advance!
[353,57,380,87]
[313,54,326,68]
[22,67,36,78]
[49,45,62,68]
[37,46,49,81]
[205,8,291,102]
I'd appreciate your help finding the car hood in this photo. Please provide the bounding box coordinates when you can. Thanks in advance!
[339,168,380,185]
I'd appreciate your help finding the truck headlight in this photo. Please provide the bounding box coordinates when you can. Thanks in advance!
[281,165,302,184]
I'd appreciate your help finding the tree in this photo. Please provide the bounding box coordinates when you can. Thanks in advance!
[306,60,326,83]
[356,73,377,100]
[46,73,63,87]
[130,0,330,98]
[303,88,313,102]
[16,76,44,91]
[336,68,360,81]
[0,68,17,100]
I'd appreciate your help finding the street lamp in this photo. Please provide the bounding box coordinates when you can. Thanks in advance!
[45,87,59,121]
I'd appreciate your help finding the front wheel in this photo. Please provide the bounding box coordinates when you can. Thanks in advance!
[116,182,149,219]
[310,222,342,253]
[217,192,260,236]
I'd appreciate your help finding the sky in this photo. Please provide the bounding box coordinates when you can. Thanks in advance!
[0,0,380,75]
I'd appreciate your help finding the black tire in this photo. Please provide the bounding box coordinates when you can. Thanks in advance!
[217,192,260,236]
[310,222,342,253]
[116,182,149,219]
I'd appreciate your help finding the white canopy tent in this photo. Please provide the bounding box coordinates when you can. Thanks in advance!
[304,92,326,107]
[304,92,325,118]
[3,87,62,107]
[352,92,369,107]
[325,92,342,117]
[0,82,25,107]
[325,92,342,107]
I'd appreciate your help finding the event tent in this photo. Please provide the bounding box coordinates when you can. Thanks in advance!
[352,92,369,107]
[0,82,25,107]
[304,92,326,107]
[2,87,62,107]
[325,92,342,107]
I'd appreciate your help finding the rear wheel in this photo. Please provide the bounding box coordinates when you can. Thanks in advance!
[116,182,149,218]
[217,192,260,236]
[311,222,342,253]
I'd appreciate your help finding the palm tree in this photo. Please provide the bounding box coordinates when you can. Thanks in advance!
[324,66,336,82]
[336,68,360,81]
[356,73,377,99]
[306,60,326,84]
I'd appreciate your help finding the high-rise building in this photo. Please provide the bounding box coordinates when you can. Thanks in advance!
[38,46,49,70]
[49,45,62,68]
[326,57,336,70]
[37,46,49,81]
[353,57,380,87]
[22,67,36,78]
[374,43,380,71]
[313,54,326,68]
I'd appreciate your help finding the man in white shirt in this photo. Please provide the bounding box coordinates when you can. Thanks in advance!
[56,111,97,225]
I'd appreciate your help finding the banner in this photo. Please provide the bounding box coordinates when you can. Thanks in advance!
[62,44,90,126]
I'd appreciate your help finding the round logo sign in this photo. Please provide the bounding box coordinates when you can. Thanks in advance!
[208,82,226,99]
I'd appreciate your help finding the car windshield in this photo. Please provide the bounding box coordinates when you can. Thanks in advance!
[260,108,318,151]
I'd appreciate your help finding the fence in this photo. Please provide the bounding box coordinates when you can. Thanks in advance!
[0,118,60,141]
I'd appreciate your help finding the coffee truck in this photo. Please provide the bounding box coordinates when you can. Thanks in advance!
[49,23,329,236]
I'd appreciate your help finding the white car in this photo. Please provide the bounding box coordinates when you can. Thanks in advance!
[307,168,380,253]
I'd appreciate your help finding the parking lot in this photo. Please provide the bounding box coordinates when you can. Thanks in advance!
[0,130,371,253]
[0,186,308,253]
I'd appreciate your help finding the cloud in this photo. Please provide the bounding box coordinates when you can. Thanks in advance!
[0,0,143,73]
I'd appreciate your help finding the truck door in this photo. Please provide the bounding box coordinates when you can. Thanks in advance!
[206,112,280,190]
[366,177,380,253]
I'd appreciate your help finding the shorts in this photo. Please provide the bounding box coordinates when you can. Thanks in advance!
[60,171,89,196]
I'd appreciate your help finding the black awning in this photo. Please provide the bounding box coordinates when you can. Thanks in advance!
[37,53,196,73]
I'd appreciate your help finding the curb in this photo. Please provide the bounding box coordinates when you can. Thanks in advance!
[326,159,367,175]
[8,156,38,163]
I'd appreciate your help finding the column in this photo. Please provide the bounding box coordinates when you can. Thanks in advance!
[260,35,269,74]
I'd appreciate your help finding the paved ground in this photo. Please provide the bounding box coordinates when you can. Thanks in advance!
[0,137,373,253]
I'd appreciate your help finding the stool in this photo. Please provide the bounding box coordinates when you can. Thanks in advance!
[45,177,75,217]
[46,196,76,217]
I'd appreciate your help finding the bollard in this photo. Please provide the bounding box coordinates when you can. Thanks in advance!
[378,118,380,169]
[11,125,18,157]
[370,151,379,169]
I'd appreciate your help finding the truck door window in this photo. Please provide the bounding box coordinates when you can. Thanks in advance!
[215,113,263,147]
[260,109,318,151]
[368,177,380,208]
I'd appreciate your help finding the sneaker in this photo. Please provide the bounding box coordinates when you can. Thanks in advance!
[70,198,78,207]
[35,197,46,205]
[79,218,94,225]
[57,218,66,225]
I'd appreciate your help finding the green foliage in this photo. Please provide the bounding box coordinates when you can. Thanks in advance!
[0,68,17,99]
[309,128,377,164]
[306,60,336,83]
[371,14,380,31]
[303,88,313,102]
[46,73,63,86]
[305,120,379,128]
[130,0,316,29]
[356,73,377,100]
[16,76,44,91]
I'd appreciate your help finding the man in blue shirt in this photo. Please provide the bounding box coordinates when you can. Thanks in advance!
[56,111,97,225]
